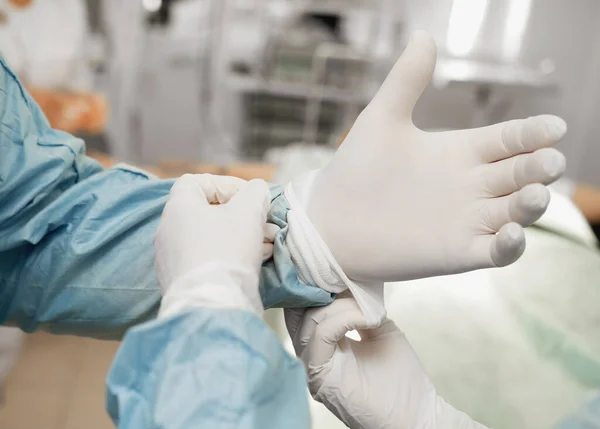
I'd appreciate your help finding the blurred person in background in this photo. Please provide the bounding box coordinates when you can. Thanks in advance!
[0,0,107,135]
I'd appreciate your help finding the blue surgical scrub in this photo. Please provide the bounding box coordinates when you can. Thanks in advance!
[106,309,311,429]
[0,55,324,427]
[0,55,333,339]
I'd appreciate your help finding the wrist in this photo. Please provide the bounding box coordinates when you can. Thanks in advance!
[285,178,386,328]
[158,263,263,319]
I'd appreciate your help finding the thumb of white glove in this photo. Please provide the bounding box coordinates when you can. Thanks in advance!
[287,297,491,429]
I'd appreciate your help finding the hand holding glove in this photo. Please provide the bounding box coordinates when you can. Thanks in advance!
[286,297,490,429]
[154,174,276,318]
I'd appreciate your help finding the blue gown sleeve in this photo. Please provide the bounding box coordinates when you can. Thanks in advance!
[106,308,311,429]
[0,55,334,339]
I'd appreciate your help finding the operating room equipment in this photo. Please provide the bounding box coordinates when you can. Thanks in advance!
[202,0,559,161]
[201,0,404,160]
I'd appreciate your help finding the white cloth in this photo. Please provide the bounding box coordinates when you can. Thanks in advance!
[286,296,489,429]
[154,174,276,318]
[285,174,385,327]
[290,31,566,286]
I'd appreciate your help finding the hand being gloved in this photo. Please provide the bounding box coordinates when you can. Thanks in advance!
[154,174,277,318]
[289,31,566,285]
[285,296,490,429]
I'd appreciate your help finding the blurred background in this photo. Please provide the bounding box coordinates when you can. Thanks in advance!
[2,0,600,428]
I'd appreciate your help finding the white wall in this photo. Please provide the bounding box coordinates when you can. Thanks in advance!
[505,0,600,185]
[571,26,600,187]
[137,32,206,163]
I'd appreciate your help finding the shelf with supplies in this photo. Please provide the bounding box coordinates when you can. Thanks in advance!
[227,71,374,104]
[296,0,371,15]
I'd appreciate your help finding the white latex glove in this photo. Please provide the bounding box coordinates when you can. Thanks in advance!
[286,297,490,429]
[290,31,566,285]
[154,174,276,318]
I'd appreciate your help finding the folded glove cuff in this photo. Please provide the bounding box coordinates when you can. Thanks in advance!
[158,262,264,319]
[285,171,386,327]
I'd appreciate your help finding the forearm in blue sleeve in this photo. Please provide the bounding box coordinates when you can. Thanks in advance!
[106,309,311,429]
[0,55,333,339]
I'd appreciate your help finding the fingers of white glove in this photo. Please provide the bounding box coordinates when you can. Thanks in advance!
[371,30,437,119]
[482,148,566,197]
[168,174,212,208]
[471,222,525,268]
[294,299,352,357]
[302,310,368,395]
[155,175,216,254]
[227,179,270,221]
[261,224,279,262]
[217,181,271,274]
[301,299,368,370]
[261,242,274,263]
[473,115,567,163]
[263,223,279,243]
[481,184,550,232]
[297,297,362,347]
[191,174,248,204]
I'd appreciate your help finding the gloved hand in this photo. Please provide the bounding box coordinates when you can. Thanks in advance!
[285,296,490,429]
[154,174,276,318]
[290,31,566,284]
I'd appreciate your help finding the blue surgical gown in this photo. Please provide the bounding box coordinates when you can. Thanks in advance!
[106,308,311,429]
[0,55,319,427]
[0,54,334,339]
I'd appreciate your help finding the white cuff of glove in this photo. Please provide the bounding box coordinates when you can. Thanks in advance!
[158,262,264,319]
[285,171,386,327]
